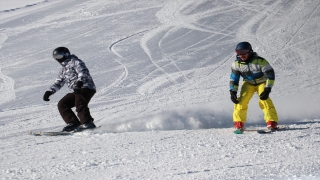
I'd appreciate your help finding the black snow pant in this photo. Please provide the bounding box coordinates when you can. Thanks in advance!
[57,88,96,125]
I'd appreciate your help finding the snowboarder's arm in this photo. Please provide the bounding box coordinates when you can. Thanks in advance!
[74,59,90,85]
[230,63,241,92]
[260,59,275,88]
[48,69,66,94]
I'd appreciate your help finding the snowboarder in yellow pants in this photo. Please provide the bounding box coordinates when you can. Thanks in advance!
[230,42,278,132]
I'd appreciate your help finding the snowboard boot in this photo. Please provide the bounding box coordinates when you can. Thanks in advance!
[234,121,244,134]
[62,121,81,132]
[78,120,96,130]
[267,121,277,130]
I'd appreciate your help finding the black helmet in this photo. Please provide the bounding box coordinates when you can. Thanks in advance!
[235,42,253,55]
[53,47,70,63]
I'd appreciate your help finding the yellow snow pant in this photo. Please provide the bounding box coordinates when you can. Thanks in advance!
[233,82,278,123]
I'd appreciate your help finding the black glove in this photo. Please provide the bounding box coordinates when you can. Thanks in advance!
[230,91,239,104]
[259,87,271,100]
[43,91,53,101]
[73,81,83,94]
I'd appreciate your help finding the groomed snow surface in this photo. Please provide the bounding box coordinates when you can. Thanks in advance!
[0,0,319,179]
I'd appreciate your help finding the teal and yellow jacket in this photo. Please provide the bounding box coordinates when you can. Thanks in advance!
[230,52,275,92]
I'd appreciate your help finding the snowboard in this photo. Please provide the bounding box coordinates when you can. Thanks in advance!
[29,125,101,136]
[29,131,73,136]
[234,125,286,134]
[256,125,286,134]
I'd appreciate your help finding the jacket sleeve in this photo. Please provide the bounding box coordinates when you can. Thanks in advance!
[260,59,275,88]
[230,62,241,92]
[49,68,66,93]
[73,59,93,87]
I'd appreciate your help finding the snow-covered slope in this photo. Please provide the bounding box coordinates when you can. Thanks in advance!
[0,0,319,179]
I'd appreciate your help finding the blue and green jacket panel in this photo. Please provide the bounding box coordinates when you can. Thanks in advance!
[230,53,275,92]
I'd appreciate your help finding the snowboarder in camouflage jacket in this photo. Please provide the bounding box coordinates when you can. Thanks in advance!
[43,47,96,132]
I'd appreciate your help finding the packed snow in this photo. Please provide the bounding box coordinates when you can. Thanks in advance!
[0,0,319,179]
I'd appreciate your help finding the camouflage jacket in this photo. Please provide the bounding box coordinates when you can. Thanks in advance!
[49,55,96,93]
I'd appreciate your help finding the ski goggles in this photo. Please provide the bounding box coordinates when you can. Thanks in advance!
[235,49,250,55]
[53,52,65,60]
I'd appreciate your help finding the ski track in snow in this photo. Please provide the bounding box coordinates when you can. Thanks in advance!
[0,0,320,179]
[0,33,16,105]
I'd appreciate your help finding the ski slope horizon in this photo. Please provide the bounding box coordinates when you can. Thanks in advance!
[0,0,319,179]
